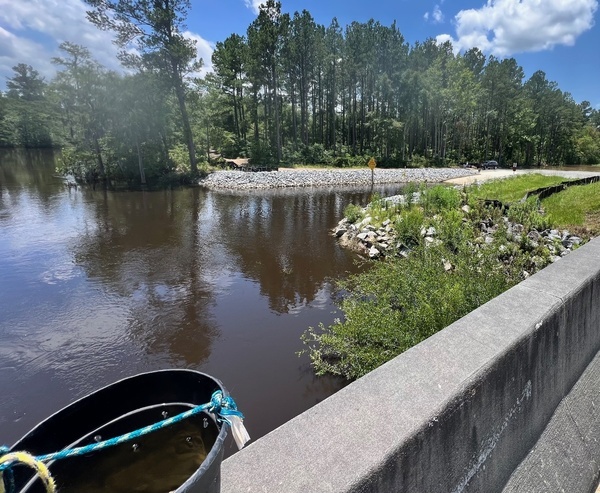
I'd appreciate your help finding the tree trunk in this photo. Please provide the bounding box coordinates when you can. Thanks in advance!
[171,68,197,175]
[135,137,147,185]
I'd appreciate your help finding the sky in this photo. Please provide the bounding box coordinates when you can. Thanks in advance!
[0,0,598,107]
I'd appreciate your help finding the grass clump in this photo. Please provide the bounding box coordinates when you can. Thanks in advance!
[344,203,364,224]
[507,199,551,232]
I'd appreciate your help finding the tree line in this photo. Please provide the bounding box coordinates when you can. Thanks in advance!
[1,0,599,187]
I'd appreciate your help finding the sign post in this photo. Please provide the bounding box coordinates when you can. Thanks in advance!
[367,157,376,188]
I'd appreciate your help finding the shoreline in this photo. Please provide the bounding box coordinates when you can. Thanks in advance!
[199,167,600,190]
[198,167,477,190]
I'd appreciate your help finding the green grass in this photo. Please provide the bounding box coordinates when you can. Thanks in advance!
[542,181,600,234]
[468,174,569,202]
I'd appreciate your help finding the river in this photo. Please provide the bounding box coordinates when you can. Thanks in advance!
[0,149,408,458]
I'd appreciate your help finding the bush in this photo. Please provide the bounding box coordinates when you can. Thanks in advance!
[344,203,363,224]
[507,199,550,232]
[302,241,517,380]
[394,208,425,247]
[301,143,327,164]
[435,209,470,252]
[409,154,428,168]
[248,141,273,166]
[422,185,461,213]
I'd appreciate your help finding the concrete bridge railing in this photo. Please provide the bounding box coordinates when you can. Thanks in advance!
[222,236,600,493]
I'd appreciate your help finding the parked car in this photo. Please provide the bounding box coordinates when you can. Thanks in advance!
[482,160,499,170]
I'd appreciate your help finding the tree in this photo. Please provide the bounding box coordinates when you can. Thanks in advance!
[211,33,248,148]
[247,0,289,164]
[85,0,201,175]
[6,64,46,101]
[5,63,54,147]
[52,42,111,181]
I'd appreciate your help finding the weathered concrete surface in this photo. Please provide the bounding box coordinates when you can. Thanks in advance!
[502,349,600,493]
[222,237,600,493]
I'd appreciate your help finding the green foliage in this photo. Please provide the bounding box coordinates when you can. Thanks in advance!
[507,199,550,232]
[394,208,425,247]
[302,242,517,380]
[57,145,103,186]
[435,209,470,251]
[408,155,428,168]
[248,140,274,165]
[168,144,192,173]
[403,182,419,208]
[422,185,461,213]
[575,126,600,164]
[344,203,363,224]
[301,143,328,164]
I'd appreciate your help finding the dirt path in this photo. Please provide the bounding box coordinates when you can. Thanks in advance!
[445,168,600,186]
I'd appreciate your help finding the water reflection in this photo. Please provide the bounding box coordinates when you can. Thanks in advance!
[71,188,219,366]
[0,149,406,457]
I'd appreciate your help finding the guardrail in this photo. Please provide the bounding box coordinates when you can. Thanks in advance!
[222,237,600,493]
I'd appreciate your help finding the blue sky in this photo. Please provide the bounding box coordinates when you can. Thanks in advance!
[0,0,598,107]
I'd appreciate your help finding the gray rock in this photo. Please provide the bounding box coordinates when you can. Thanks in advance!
[200,168,477,190]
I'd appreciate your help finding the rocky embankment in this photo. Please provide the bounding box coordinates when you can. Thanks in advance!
[199,168,476,189]
[334,199,583,276]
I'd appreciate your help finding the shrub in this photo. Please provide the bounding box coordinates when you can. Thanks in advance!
[507,199,550,232]
[422,185,461,213]
[344,203,363,224]
[394,208,425,247]
[409,154,428,168]
[302,241,517,380]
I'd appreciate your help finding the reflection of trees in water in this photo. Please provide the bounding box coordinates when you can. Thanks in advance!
[209,185,404,314]
[73,187,218,366]
[0,149,64,208]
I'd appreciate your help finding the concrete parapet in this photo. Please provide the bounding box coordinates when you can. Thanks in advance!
[222,237,600,493]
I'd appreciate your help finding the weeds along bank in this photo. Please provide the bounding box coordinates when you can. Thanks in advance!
[302,177,593,381]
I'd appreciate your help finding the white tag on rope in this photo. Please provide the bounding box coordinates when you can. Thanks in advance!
[228,415,250,449]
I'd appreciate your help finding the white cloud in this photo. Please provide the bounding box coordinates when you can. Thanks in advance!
[438,0,598,56]
[0,0,121,84]
[433,5,445,23]
[243,0,263,15]
[425,4,445,24]
[0,27,54,82]
[0,0,214,87]
[183,31,215,78]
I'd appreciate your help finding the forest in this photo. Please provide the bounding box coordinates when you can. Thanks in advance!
[1,0,599,187]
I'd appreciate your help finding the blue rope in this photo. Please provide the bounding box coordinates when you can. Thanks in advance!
[0,390,243,472]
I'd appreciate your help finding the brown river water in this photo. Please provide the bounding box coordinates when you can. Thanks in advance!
[0,149,410,460]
